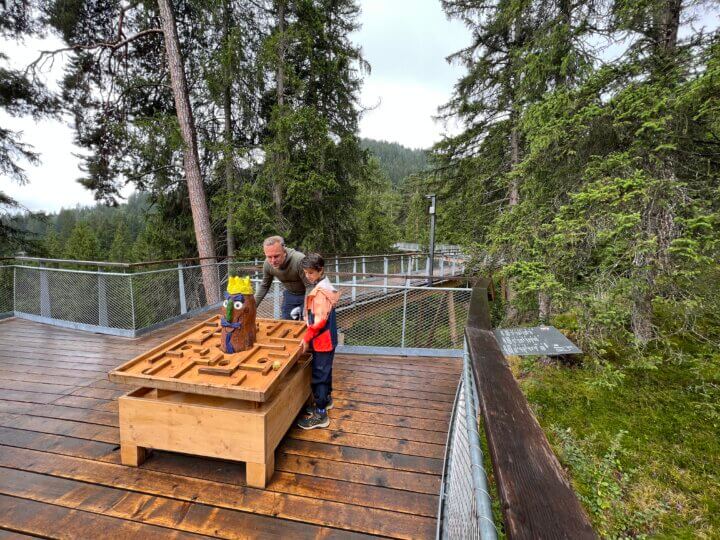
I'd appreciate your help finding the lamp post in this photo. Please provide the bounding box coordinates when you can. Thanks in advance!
[426,194,436,282]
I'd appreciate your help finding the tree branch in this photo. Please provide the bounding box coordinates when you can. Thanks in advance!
[27,29,163,74]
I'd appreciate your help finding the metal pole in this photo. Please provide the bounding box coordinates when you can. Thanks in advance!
[178,263,187,315]
[216,262,222,302]
[273,280,281,318]
[383,256,388,294]
[426,194,436,282]
[400,255,405,274]
[400,278,409,348]
[352,259,357,301]
[98,267,108,327]
[335,258,340,285]
[12,266,16,314]
[362,256,366,275]
[440,256,445,277]
[39,262,50,318]
[129,274,136,331]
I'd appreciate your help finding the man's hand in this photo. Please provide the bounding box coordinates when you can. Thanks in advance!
[301,340,309,353]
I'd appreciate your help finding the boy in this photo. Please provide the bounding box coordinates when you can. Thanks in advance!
[297,253,340,430]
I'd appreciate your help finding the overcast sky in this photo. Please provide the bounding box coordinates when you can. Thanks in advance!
[0,0,469,214]
[2,1,717,214]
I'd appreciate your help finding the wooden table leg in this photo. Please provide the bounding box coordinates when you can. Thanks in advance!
[246,451,274,488]
[121,443,148,466]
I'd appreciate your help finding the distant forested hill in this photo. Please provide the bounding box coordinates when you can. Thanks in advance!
[361,138,428,186]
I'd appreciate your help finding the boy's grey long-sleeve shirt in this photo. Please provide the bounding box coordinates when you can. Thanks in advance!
[254,248,314,306]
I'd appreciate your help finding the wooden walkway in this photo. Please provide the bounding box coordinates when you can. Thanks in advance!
[0,316,461,539]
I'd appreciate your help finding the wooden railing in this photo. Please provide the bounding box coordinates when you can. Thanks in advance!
[465,283,597,539]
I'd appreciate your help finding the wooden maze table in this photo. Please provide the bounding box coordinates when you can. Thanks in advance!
[109,316,309,488]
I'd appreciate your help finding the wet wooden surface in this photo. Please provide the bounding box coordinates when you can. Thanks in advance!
[0,316,461,539]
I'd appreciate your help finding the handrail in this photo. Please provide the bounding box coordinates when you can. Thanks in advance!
[3,251,464,269]
[464,283,597,539]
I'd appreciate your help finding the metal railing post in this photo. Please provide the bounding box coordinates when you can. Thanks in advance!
[400,255,405,274]
[383,256,388,294]
[13,266,17,314]
[362,256,366,275]
[178,263,187,315]
[352,259,357,301]
[273,280,281,318]
[400,278,409,348]
[452,257,456,276]
[440,256,445,277]
[129,274,136,331]
[98,267,108,326]
[39,262,50,318]
[335,259,340,285]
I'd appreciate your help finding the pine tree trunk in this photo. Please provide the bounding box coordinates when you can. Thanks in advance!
[538,291,551,323]
[505,107,521,321]
[277,0,285,107]
[628,0,684,343]
[223,0,235,258]
[272,0,287,233]
[157,0,220,303]
[659,0,682,52]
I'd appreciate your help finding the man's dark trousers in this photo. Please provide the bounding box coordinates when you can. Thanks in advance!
[282,290,305,320]
[311,350,334,410]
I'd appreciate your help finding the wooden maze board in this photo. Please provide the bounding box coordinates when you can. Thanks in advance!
[110,316,306,402]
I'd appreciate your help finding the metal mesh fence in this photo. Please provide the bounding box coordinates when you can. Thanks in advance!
[12,266,135,329]
[0,265,14,316]
[4,259,469,344]
[438,341,498,539]
[336,285,471,349]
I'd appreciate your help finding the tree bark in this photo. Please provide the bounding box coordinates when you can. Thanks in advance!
[538,291,551,323]
[276,0,285,107]
[505,105,521,321]
[223,0,235,257]
[272,0,287,233]
[629,0,685,343]
[157,0,220,303]
[658,0,682,52]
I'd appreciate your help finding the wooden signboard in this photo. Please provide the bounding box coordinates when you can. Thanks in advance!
[109,315,307,402]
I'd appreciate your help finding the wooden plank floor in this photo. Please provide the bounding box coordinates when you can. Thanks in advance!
[0,316,461,539]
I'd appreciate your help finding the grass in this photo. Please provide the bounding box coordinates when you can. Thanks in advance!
[510,352,720,538]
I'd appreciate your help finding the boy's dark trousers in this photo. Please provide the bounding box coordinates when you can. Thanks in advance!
[311,350,334,410]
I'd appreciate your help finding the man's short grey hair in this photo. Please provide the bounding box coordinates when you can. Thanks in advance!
[263,235,285,247]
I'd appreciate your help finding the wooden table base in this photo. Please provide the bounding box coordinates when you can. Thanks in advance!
[118,360,310,488]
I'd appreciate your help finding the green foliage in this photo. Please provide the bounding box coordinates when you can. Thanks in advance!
[109,219,133,262]
[519,351,720,537]
[0,3,58,247]
[64,222,99,261]
[360,138,428,187]
[353,158,401,253]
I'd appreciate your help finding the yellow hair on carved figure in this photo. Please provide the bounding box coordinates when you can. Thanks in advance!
[227,276,253,295]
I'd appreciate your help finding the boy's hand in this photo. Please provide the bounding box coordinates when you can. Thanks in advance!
[301,340,309,353]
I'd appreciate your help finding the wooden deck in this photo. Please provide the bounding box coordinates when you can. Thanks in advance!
[0,316,461,539]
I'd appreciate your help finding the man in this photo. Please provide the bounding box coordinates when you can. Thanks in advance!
[254,236,313,320]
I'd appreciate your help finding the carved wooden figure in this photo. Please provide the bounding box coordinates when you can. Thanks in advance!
[221,276,257,353]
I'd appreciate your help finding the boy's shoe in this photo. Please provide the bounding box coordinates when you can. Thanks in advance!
[304,396,333,416]
[298,409,330,430]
